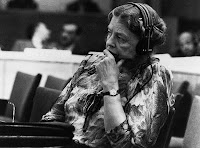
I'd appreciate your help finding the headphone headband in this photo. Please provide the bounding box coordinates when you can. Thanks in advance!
[127,2,153,29]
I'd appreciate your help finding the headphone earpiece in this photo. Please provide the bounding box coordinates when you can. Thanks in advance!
[136,27,153,55]
[136,36,153,55]
[127,2,154,55]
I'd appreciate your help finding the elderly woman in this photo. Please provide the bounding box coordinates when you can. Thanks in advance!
[41,2,174,148]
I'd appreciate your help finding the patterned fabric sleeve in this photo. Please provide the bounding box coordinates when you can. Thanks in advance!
[41,82,72,122]
[41,55,92,122]
[106,63,174,148]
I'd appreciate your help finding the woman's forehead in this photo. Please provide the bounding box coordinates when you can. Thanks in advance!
[108,16,130,34]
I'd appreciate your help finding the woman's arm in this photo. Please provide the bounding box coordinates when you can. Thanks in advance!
[95,49,127,131]
[104,94,126,131]
[97,52,173,148]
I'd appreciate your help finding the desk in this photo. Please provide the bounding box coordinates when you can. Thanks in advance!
[0,50,85,99]
[0,122,74,147]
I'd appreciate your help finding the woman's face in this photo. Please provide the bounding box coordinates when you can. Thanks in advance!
[106,16,139,60]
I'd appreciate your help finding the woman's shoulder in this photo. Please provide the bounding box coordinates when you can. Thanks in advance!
[149,57,173,80]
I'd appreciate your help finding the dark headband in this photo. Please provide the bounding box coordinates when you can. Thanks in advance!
[127,2,153,29]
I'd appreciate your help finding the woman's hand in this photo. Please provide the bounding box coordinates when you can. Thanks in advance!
[96,49,119,92]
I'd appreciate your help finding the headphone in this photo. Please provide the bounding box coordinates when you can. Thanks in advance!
[127,2,154,55]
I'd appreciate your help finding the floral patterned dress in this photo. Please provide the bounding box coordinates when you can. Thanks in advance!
[41,53,174,148]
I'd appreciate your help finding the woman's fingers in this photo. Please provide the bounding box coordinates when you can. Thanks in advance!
[103,49,115,60]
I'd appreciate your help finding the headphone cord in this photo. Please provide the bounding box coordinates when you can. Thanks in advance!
[124,59,154,112]
[147,27,152,52]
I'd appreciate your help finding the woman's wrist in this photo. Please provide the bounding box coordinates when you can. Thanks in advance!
[103,94,126,131]
[102,81,119,92]
[103,93,121,103]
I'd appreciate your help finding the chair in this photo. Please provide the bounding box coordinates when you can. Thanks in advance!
[29,87,61,122]
[172,81,193,137]
[169,95,200,148]
[152,107,176,148]
[0,71,42,122]
[152,94,183,148]
[182,95,200,148]
[45,75,71,91]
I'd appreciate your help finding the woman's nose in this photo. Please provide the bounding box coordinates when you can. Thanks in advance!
[106,34,115,49]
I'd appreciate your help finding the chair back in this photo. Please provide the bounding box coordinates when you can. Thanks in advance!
[183,95,200,148]
[45,75,71,91]
[29,87,61,122]
[172,81,193,137]
[152,107,176,148]
[151,94,183,148]
[5,71,41,122]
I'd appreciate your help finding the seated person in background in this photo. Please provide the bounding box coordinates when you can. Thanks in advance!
[55,23,83,54]
[12,22,52,51]
[66,0,101,13]
[173,31,197,57]
[41,3,174,148]
[7,0,37,9]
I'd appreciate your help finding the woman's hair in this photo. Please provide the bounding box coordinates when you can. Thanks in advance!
[108,3,167,48]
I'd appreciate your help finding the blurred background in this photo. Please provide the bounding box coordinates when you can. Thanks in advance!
[0,0,199,55]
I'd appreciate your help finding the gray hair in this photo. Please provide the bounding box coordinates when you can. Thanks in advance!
[108,3,167,48]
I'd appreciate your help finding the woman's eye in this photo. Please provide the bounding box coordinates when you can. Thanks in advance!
[117,36,126,43]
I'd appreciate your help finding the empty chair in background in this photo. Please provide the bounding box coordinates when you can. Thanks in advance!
[152,93,183,148]
[172,81,193,137]
[0,71,41,122]
[182,95,200,148]
[45,75,71,91]
[169,95,200,148]
[29,87,61,122]
[152,106,176,148]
